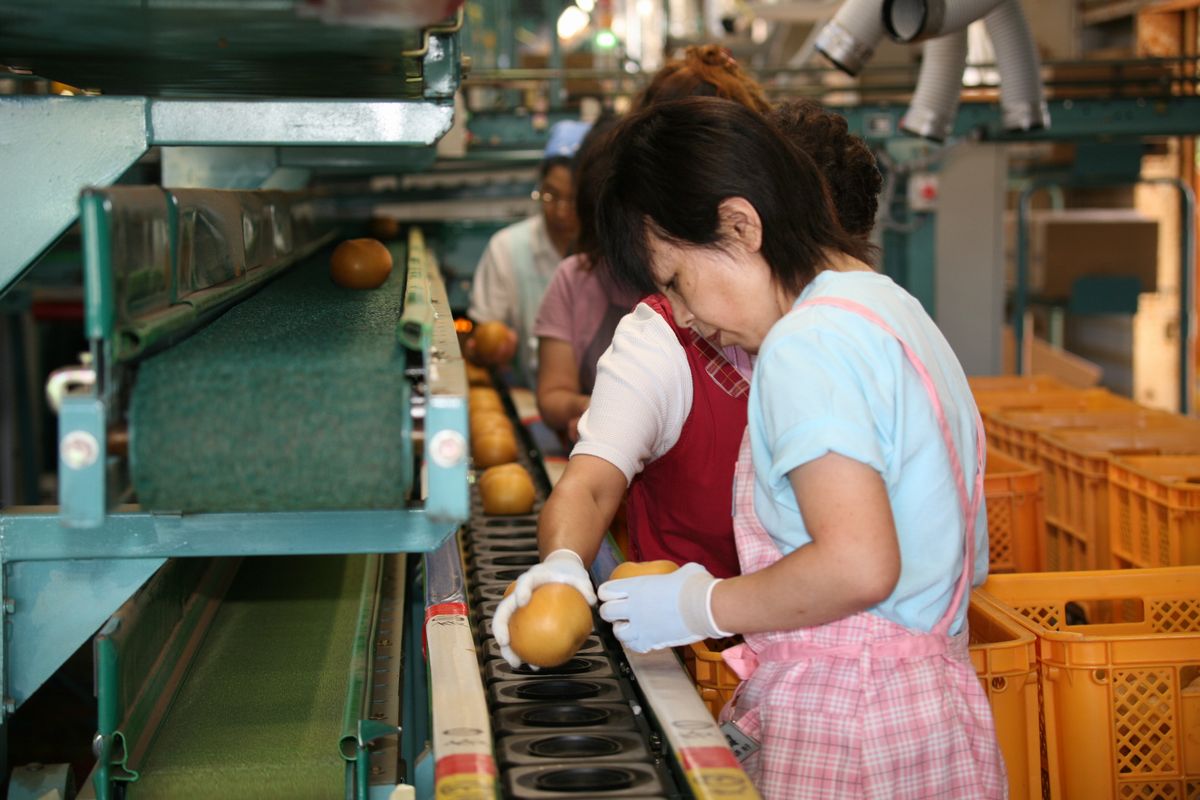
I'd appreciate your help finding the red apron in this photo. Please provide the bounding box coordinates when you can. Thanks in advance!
[718,296,1007,799]
[624,294,747,579]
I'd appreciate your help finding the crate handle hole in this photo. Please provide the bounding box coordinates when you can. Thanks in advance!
[1063,598,1145,626]
[990,677,1007,691]
[1093,669,1108,683]
[1181,665,1200,689]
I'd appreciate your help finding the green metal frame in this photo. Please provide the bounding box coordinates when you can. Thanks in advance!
[461,96,1200,330]
[0,211,469,729]
[92,558,239,799]
[843,96,1200,322]
[89,554,415,800]
[837,95,1200,143]
[0,10,468,789]
[402,556,430,794]
[0,95,456,297]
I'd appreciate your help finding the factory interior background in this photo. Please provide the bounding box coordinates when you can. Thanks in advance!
[1,1,1200,798]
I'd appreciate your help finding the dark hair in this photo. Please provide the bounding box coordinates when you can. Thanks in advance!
[596,97,873,297]
[634,44,770,114]
[572,113,622,267]
[770,100,881,239]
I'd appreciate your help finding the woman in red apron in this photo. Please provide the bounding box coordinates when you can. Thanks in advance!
[591,98,1006,798]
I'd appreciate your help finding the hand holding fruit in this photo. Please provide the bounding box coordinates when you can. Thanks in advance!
[492,549,597,668]
[598,561,731,653]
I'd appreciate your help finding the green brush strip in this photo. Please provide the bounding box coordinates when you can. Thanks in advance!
[127,555,368,800]
[130,244,412,512]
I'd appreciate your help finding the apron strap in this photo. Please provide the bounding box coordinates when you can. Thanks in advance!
[795,296,985,637]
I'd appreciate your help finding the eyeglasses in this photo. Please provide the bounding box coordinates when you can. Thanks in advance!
[531,189,575,208]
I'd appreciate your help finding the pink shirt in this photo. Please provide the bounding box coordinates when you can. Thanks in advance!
[534,254,643,387]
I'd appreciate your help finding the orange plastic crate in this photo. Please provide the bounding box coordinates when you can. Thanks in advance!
[985,451,1045,573]
[987,407,1183,464]
[969,592,1045,800]
[973,388,1136,420]
[968,375,1072,394]
[681,637,742,720]
[978,567,1200,800]
[683,599,1048,800]
[1037,426,1200,571]
[1108,455,1200,569]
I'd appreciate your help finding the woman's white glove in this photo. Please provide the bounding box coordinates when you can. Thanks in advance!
[598,562,730,653]
[491,549,597,668]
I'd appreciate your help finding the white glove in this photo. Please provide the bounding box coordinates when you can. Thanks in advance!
[598,562,730,652]
[492,549,597,668]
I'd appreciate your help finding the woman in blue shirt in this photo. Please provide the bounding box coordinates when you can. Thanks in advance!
[592,98,1006,799]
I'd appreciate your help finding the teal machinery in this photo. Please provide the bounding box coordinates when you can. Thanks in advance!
[0,3,476,797]
[0,8,763,799]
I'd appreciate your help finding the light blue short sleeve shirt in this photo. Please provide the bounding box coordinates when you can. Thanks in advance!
[747,270,988,635]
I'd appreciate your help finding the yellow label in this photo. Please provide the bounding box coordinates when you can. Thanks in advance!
[686,767,763,799]
[434,773,495,799]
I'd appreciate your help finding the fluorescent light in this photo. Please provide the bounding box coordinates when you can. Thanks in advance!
[557,5,590,40]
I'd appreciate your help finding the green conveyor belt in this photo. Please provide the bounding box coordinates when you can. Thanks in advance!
[128,555,366,800]
[130,243,413,512]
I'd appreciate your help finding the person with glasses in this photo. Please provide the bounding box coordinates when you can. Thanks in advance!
[467,119,591,387]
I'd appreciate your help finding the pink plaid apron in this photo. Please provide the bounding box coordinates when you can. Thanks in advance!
[718,297,1007,799]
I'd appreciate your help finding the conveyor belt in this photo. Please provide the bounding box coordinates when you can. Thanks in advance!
[459,390,680,799]
[127,555,366,799]
[129,243,414,512]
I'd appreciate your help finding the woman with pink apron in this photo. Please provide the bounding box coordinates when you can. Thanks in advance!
[585,98,1007,798]
[716,295,1006,799]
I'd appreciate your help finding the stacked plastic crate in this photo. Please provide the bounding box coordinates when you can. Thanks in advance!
[970,376,1200,798]
[977,567,1200,800]
[682,377,1200,798]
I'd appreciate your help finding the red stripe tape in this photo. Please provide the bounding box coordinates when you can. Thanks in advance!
[679,746,740,770]
[435,753,497,781]
[422,601,469,660]
[424,602,468,624]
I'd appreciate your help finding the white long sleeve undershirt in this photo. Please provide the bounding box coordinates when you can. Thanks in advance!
[571,302,692,484]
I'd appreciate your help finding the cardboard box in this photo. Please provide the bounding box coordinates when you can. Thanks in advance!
[1002,325,1103,388]
[1006,209,1159,298]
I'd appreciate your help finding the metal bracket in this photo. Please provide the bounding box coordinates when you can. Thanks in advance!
[58,395,108,528]
[400,8,465,58]
[45,361,95,414]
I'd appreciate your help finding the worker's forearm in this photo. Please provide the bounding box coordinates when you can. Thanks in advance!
[537,388,589,433]
[537,481,613,566]
[711,540,898,635]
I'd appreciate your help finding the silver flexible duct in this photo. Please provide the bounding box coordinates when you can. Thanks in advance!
[815,0,886,77]
[882,0,1005,43]
[901,30,968,141]
[985,0,1050,131]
